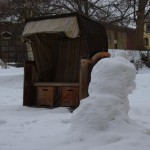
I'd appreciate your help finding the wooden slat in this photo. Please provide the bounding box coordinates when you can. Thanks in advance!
[34,82,79,87]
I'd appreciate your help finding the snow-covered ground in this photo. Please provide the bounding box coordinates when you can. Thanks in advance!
[1,59,150,150]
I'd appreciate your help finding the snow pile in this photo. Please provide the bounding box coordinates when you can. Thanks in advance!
[71,51,137,132]
[137,65,150,74]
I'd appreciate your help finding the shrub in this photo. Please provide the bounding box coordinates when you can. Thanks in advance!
[0,59,8,69]
[140,52,150,68]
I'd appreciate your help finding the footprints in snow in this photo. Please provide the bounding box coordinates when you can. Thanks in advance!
[0,120,6,125]
[20,120,38,127]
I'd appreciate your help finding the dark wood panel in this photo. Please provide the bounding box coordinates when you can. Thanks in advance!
[23,61,39,106]
[34,82,79,87]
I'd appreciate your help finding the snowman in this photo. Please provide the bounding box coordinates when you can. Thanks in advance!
[71,50,136,131]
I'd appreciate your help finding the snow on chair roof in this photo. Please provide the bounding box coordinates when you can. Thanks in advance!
[22,16,80,38]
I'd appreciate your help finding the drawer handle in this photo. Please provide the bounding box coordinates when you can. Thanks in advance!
[43,89,48,91]
[67,90,73,92]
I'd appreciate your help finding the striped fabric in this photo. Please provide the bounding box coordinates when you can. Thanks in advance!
[22,17,80,38]
[29,34,86,83]
[54,38,81,82]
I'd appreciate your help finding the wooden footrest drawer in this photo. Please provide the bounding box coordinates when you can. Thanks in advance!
[36,87,54,107]
[61,87,79,107]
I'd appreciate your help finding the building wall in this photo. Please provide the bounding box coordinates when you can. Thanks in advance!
[0,22,27,66]
[117,31,127,49]
[106,28,128,50]
[107,29,115,49]
[144,23,150,50]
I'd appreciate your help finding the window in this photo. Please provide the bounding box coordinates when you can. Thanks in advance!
[144,38,149,46]
[146,24,150,32]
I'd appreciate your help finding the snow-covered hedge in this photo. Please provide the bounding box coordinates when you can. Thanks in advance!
[0,59,7,69]
[109,49,150,71]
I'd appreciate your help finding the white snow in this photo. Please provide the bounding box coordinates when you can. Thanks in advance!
[1,51,150,150]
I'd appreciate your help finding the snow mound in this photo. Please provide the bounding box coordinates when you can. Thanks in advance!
[71,51,137,132]
[0,66,23,76]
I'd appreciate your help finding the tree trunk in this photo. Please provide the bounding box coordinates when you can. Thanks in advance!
[84,0,89,16]
[135,0,148,50]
